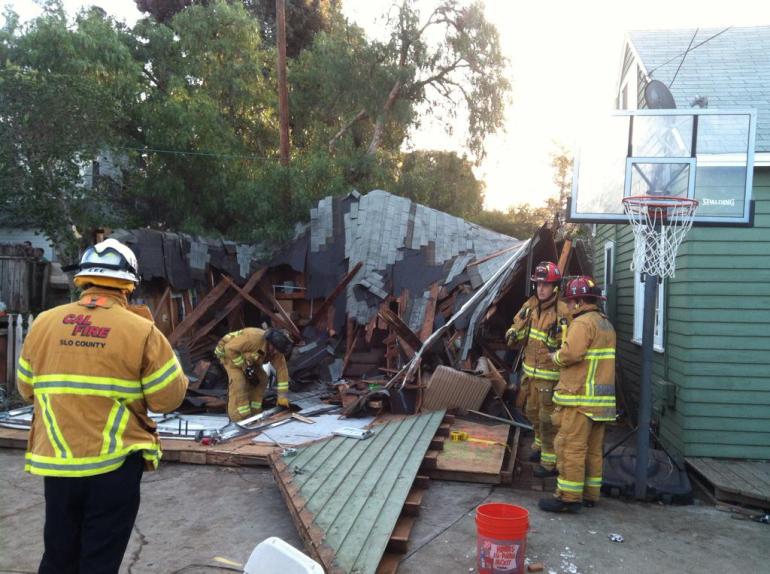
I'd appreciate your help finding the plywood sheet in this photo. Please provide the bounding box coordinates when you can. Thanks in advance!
[428,418,509,484]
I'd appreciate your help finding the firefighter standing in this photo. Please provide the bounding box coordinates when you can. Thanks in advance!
[506,261,570,478]
[215,327,293,421]
[16,238,188,573]
[539,276,616,513]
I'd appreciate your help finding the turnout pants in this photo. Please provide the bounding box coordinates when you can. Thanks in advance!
[524,377,558,469]
[553,407,604,502]
[39,452,144,574]
[224,362,268,422]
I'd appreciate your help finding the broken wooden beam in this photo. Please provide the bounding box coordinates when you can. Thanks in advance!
[221,276,300,339]
[169,278,231,346]
[190,267,267,345]
[378,308,422,353]
[557,239,573,274]
[256,283,302,340]
[419,283,440,342]
[309,261,363,327]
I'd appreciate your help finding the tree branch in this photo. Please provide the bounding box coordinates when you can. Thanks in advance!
[328,109,369,152]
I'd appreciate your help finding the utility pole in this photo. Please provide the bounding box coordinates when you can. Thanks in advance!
[276,0,290,166]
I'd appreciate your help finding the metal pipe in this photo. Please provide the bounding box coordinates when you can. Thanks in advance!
[634,271,658,500]
[395,240,531,390]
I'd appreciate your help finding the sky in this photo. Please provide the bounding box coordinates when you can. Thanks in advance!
[4,0,770,211]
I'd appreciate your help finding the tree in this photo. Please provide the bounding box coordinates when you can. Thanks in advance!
[471,204,550,239]
[294,1,510,162]
[394,150,483,218]
[135,0,339,57]
[0,2,141,251]
[120,1,282,237]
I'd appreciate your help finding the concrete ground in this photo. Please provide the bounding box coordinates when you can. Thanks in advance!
[0,449,766,574]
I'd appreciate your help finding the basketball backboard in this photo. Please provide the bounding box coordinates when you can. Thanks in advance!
[569,109,757,225]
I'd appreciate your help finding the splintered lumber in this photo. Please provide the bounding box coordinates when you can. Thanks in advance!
[310,261,364,327]
[378,308,422,353]
[419,283,440,342]
[169,279,231,346]
[190,267,267,345]
[221,276,299,338]
[269,410,446,574]
[256,283,302,340]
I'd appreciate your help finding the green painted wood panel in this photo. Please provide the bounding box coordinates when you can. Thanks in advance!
[593,170,770,458]
[277,410,445,574]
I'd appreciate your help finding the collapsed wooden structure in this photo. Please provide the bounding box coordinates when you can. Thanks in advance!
[107,190,588,414]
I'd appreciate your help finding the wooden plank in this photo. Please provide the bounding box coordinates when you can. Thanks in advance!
[687,457,770,502]
[256,282,302,341]
[467,244,520,268]
[309,261,363,327]
[190,267,267,345]
[386,515,416,553]
[419,283,440,342]
[168,279,232,346]
[378,308,422,354]
[376,553,402,574]
[221,276,297,337]
[0,427,28,449]
[557,239,573,274]
[403,487,425,516]
[152,286,172,320]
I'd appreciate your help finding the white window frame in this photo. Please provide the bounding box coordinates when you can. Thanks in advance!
[603,240,615,296]
[632,263,665,352]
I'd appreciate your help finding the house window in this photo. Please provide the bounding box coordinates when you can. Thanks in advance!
[603,240,615,291]
[632,268,665,353]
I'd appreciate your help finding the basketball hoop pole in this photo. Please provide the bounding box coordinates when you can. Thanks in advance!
[635,269,658,500]
[623,198,698,501]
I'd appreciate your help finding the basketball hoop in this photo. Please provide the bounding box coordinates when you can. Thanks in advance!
[622,195,699,278]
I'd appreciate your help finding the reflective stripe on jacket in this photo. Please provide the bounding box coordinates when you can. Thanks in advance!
[16,288,188,477]
[553,303,617,421]
[215,328,289,397]
[507,294,570,380]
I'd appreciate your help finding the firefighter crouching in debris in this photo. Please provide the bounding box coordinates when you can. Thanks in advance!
[215,327,294,421]
[539,276,616,513]
[16,238,188,573]
[505,261,569,478]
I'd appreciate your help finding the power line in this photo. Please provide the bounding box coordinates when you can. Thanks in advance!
[120,145,279,162]
[669,27,698,88]
[647,26,731,79]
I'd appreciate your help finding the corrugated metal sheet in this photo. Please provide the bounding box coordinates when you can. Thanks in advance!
[422,366,491,411]
[271,410,446,574]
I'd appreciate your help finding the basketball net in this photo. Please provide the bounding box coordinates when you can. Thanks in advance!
[622,196,699,278]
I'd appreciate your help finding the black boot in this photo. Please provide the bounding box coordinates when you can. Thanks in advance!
[532,465,558,478]
[538,497,582,514]
[583,500,597,508]
[528,450,541,463]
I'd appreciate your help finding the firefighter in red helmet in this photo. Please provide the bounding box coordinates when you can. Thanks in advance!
[506,261,570,477]
[539,276,616,513]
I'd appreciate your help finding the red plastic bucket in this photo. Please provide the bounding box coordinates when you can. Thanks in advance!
[475,503,529,574]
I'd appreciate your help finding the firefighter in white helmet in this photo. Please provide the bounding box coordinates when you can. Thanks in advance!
[17,238,188,573]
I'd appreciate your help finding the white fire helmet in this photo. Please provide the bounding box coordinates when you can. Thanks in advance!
[74,238,140,284]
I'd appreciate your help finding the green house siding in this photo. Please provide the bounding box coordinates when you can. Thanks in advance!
[594,169,770,459]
